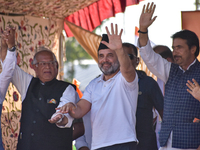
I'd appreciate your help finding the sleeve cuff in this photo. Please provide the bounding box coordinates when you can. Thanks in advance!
[5,50,16,60]
[57,113,74,128]
[75,140,88,149]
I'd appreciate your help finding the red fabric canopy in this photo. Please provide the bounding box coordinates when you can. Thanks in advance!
[64,0,143,37]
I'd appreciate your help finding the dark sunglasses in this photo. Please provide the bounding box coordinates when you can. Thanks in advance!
[128,54,137,60]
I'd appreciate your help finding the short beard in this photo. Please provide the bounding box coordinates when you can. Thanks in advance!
[98,60,120,75]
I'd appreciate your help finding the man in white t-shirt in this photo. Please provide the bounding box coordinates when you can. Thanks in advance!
[58,24,138,150]
[75,111,92,150]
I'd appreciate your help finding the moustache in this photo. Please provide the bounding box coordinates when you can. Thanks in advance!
[101,62,112,66]
[173,55,181,58]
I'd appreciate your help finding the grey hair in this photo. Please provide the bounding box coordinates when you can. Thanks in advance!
[32,46,57,65]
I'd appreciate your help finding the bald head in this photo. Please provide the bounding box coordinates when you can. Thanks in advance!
[32,48,58,83]
[153,45,174,63]
[32,48,57,65]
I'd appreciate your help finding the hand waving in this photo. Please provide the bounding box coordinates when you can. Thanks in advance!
[1,34,7,50]
[3,25,16,49]
[101,23,123,52]
[139,2,157,31]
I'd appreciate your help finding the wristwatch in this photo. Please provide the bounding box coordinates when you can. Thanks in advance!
[8,46,16,52]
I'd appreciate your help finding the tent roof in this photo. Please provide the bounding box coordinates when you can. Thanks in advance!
[0,0,98,19]
[0,0,143,37]
[64,0,143,37]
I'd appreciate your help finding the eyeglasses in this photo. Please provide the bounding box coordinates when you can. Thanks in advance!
[128,54,137,60]
[36,61,57,67]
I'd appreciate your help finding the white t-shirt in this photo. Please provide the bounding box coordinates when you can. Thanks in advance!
[75,111,92,149]
[82,71,138,150]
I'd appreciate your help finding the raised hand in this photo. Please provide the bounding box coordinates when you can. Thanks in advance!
[186,78,200,102]
[1,34,7,50]
[139,2,157,31]
[3,25,16,49]
[101,23,123,52]
[1,28,9,61]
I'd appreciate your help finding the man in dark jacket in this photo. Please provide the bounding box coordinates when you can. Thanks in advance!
[4,25,79,150]
[123,42,163,150]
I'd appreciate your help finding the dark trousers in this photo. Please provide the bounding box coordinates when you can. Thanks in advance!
[96,141,137,150]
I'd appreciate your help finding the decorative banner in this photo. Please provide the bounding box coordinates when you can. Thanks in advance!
[0,0,98,19]
[65,21,101,62]
[182,11,200,60]
[0,14,62,150]
[64,0,143,37]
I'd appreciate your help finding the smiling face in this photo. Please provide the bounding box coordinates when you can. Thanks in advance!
[33,51,58,83]
[172,38,196,70]
[98,49,120,76]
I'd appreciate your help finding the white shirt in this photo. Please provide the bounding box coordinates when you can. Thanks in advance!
[157,78,165,95]
[0,50,16,104]
[139,40,171,83]
[6,51,78,127]
[138,40,196,150]
[75,111,92,150]
[82,71,138,150]
[155,77,164,149]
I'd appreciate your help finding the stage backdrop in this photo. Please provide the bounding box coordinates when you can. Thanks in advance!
[0,15,63,150]
[182,11,200,60]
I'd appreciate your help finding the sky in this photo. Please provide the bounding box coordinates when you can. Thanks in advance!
[95,0,196,49]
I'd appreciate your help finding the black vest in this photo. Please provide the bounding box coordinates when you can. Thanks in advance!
[17,78,75,150]
[159,61,200,149]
